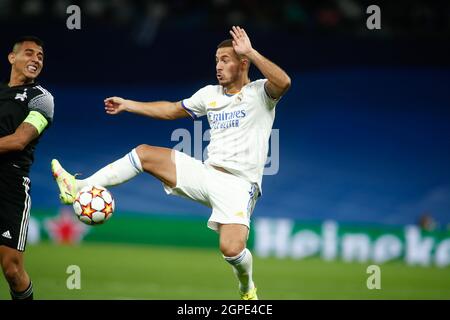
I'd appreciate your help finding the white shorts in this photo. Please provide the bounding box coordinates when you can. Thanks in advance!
[163,150,260,232]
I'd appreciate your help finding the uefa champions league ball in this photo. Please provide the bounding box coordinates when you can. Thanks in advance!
[72,185,115,225]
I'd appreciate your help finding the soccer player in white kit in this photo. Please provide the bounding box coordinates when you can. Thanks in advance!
[51,26,291,300]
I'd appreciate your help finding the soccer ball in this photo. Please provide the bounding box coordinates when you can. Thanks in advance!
[72,185,115,225]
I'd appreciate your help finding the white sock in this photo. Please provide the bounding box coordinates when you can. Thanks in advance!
[224,248,255,293]
[77,148,143,190]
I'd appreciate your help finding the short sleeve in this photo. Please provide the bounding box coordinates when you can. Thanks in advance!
[256,79,279,110]
[28,90,55,124]
[182,86,210,119]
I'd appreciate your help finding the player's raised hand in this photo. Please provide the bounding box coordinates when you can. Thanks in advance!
[104,96,127,115]
[229,26,253,57]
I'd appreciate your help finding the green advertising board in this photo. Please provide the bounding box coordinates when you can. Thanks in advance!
[29,209,450,267]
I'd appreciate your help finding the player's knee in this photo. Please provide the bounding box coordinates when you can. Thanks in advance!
[135,144,154,167]
[135,144,170,174]
[220,241,246,258]
[135,144,151,161]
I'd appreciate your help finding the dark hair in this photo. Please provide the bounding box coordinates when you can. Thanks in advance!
[217,39,233,49]
[216,38,251,68]
[13,36,44,51]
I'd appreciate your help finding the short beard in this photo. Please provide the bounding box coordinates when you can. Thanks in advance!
[218,74,239,87]
[218,79,231,87]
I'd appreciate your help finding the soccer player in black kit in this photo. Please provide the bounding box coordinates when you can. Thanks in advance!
[0,36,54,300]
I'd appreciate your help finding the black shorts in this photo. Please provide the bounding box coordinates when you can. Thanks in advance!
[0,165,31,252]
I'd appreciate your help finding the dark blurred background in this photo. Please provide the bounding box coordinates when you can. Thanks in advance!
[2,0,450,83]
[1,0,449,228]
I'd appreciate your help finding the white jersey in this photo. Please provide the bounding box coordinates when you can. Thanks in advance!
[182,79,279,192]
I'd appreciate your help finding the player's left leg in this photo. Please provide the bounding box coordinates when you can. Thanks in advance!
[0,246,33,300]
[0,169,34,299]
[219,224,258,300]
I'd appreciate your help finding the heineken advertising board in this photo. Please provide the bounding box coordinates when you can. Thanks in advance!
[254,218,450,267]
[28,209,450,267]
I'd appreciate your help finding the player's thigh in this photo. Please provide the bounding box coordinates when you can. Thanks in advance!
[0,169,31,253]
[207,170,259,234]
[163,150,210,206]
[135,144,176,187]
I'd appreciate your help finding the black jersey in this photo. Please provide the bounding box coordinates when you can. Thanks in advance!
[0,81,54,174]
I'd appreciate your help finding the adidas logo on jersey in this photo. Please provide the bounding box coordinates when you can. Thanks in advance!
[2,230,12,239]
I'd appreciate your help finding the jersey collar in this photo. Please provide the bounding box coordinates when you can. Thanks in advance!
[2,80,39,90]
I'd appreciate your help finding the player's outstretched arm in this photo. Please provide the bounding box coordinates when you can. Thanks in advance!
[0,122,39,155]
[104,97,190,120]
[230,26,291,100]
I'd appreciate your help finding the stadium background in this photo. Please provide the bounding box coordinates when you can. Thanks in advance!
[1,0,450,299]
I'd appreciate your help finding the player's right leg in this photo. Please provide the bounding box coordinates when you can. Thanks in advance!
[133,144,177,188]
[52,145,176,204]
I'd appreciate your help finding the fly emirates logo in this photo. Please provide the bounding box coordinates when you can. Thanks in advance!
[207,109,246,130]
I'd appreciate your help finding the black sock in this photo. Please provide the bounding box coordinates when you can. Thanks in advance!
[10,280,33,300]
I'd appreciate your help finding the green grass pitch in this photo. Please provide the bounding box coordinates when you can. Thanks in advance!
[1,242,449,300]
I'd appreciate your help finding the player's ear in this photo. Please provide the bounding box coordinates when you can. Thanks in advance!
[241,58,249,71]
[8,52,15,65]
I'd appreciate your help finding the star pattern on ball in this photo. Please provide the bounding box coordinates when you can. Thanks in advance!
[81,203,96,218]
[104,202,113,216]
[73,186,115,225]
[90,186,104,198]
